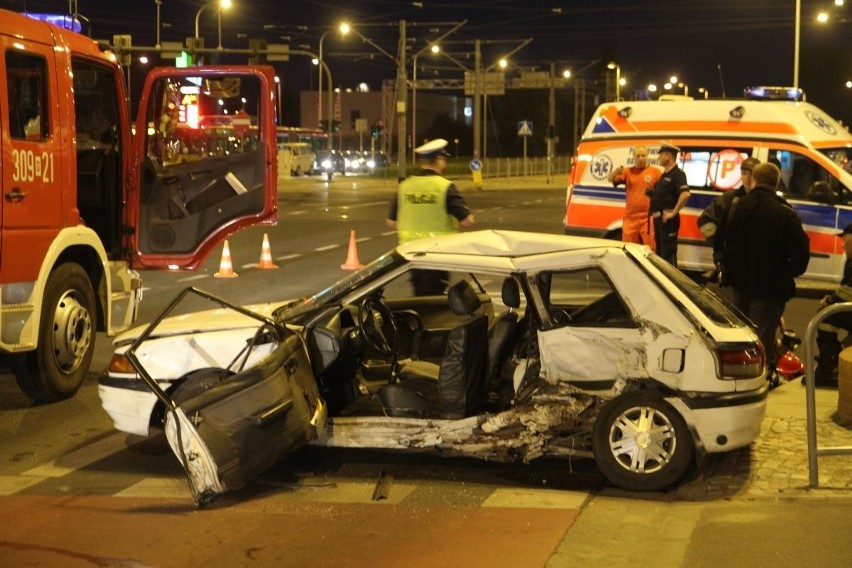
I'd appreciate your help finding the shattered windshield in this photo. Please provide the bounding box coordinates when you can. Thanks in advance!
[648,256,746,327]
[273,251,407,321]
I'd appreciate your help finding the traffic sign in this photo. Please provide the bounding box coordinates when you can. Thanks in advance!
[469,159,482,171]
[518,120,533,137]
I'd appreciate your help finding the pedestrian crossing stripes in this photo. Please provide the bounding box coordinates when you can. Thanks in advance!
[0,430,589,508]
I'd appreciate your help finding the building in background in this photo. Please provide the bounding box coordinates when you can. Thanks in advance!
[299,89,470,157]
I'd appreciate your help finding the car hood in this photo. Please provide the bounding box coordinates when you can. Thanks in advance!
[114,300,291,345]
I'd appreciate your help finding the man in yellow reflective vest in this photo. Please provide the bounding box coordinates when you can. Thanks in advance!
[387,138,475,295]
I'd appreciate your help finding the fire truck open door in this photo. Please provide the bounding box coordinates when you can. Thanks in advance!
[130,66,278,270]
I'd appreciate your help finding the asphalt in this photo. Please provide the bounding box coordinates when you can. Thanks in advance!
[547,379,852,568]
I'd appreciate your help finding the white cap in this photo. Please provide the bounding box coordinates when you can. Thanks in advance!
[414,138,450,158]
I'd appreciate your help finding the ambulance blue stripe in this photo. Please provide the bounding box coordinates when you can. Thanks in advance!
[571,186,842,231]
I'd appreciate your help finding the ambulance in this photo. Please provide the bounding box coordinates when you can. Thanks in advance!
[0,9,279,402]
[562,88,852,283]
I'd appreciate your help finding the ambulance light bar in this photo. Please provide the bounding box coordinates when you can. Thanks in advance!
[743,86,804,102]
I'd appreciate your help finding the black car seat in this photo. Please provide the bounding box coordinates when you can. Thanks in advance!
[485,277,521,392]
[379,280,488,419]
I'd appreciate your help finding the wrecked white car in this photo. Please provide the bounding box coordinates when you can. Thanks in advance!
[98,230,768,505]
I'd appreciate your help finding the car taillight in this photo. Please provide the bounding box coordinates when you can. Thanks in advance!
[717,343,764,379]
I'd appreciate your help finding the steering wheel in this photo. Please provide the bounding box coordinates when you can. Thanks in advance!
[358,297,400,356]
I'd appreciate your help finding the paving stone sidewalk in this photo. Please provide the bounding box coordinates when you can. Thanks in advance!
[675,381,852,500]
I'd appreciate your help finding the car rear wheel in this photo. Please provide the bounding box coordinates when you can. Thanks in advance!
[592,392,694,491]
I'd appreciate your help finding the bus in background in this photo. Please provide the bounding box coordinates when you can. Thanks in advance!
[276,126,328,154]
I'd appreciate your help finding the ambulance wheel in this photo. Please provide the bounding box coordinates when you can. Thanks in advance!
[592,392,694,492]
[13,264,96,403]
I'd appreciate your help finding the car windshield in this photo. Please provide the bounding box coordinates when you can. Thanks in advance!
[648,256,746,327]
[273,251,407,321]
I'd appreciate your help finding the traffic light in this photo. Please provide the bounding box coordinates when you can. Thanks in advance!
[371,121,384,138]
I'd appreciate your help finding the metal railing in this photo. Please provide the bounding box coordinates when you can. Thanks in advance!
[803,302,852,487]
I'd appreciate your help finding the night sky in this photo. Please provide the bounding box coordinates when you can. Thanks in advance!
[5,0,851,125]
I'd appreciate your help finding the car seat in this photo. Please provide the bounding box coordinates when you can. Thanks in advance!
[485,277,521,392]
[379,280,488,419]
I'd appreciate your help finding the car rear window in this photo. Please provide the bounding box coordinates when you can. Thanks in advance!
[648,256,746,327]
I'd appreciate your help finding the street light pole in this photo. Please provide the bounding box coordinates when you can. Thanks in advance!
[396,19,407,182]
[794,0,801,88]
[155,0,161,48]
[194,0,231,53]
[318,29,330,129]
[607,62,621,101]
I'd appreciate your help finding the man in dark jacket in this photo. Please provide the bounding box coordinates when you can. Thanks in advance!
[722,162,810,373]
[699,157,759,291]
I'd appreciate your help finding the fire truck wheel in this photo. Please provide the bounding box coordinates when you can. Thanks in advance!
[13,263,96,403]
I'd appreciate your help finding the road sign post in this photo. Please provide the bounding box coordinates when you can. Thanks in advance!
[470,159,483,190]
[518,120,533,177]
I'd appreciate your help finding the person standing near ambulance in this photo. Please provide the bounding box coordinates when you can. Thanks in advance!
[608,145,661,249]
[387,138,475,295]
[649,142,690,266]
[722,162,810,377]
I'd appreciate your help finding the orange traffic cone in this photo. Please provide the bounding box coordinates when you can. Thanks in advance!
[340,229,365,270]
[214,239,239,278]
[255,233,279,269]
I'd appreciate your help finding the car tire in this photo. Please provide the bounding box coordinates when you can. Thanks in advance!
[592,392,694,492]
[13,263,96,403]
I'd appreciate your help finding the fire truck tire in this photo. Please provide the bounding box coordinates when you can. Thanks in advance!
[13,263,96,403]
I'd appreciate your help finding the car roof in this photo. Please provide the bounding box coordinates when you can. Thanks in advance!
[396,230,639,270]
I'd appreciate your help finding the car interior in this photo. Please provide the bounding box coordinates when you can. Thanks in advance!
[304,271,536,421]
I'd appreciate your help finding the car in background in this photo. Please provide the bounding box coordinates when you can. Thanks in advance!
[364,151,389,169]
[311,149,345,178]
[98,230,768,505]
[343,150,368,173]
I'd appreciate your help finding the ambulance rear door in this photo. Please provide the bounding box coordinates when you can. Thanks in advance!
[128,66,278,270]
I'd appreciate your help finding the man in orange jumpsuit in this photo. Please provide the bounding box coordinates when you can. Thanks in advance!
[608,145,661,249]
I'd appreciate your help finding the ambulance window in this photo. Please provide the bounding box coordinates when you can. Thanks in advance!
[6,51,49,141]
[775,150,843,204]
[678,147,751,191]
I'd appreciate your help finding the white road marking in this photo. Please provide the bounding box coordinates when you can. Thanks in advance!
[482,487,588,509]
[176,274,209,283]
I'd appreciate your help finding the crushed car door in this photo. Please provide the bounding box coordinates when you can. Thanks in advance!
[126,288,326,506]
[128,66,278,269]
[534,267,646,389]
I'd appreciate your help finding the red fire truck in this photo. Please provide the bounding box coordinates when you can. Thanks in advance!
[1,9,278,401]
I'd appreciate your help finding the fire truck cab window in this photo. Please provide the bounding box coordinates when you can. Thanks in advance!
[6,51,48,141]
